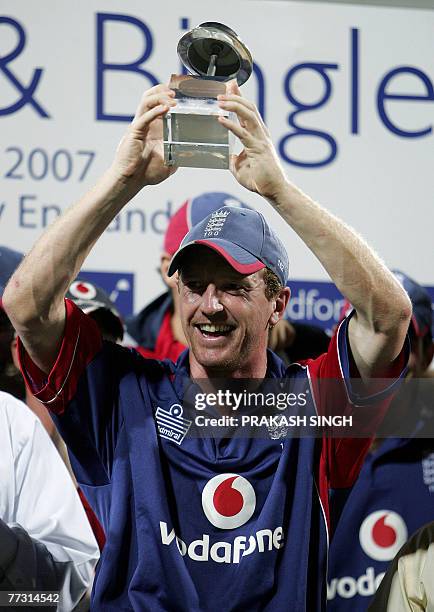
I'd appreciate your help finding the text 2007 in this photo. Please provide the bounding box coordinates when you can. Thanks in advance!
[4,147,95,182]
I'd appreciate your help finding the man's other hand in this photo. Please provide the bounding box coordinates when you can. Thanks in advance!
[217,81,288,200]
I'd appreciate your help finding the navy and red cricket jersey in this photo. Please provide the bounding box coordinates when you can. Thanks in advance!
[18,300,407,611]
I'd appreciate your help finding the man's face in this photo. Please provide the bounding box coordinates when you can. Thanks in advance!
[178,247,287,376]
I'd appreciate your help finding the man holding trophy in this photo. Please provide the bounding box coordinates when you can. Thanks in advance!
[3,23,411,611]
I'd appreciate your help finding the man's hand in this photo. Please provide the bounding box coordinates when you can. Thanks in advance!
[217,81,287,199]
[112,84,178,187]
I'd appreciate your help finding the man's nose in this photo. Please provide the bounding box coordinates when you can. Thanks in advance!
[200,284,224,315]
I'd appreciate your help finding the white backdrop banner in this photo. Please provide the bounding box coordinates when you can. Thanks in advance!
[1,1,433,320]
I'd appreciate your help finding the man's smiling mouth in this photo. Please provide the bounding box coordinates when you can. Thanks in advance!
[195,323,235,337]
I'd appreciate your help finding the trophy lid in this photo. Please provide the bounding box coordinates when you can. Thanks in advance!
[177,22,253,86]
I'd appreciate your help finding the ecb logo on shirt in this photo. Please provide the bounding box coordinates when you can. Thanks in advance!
[202,474,256,529]
[359,510,408,561]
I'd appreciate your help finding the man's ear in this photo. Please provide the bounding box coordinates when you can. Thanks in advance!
[269,287,291,326]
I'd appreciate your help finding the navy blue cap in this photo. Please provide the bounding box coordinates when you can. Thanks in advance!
[168,206,289,286]
[0,246,23,297]
[393,270,433,339]
[164,192,251,255]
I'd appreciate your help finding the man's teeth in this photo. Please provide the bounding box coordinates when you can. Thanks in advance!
[198,324,232,333]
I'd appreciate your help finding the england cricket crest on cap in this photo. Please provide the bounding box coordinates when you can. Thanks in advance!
[203,210,230,238]
[155,403,192,445]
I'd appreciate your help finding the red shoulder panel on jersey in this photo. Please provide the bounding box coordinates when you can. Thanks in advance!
[17,299,102,414]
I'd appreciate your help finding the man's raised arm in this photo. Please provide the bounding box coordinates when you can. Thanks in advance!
[3,85,177,373]
[218,82,412,379]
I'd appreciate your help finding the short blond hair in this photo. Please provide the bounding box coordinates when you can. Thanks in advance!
[263,268,283,300]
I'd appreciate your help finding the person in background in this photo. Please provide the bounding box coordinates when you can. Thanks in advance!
[0,390,99,609]
[66,279,125,344]
[327,271,434,611]
[0,247,26,401]
[269,315,330,363]
[369,519,434,611]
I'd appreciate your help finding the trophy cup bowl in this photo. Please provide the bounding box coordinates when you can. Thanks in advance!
[164,22,253,169]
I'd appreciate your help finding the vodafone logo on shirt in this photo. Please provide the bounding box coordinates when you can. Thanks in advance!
[359,510,408,561]
[202,474,256,529]
[160,474,284,563]
[328,510,408,600]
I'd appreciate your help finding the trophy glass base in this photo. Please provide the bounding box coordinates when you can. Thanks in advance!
[163,76,235,169]
[164,112,232,169]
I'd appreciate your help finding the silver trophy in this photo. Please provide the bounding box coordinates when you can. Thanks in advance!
[164,22,252,169]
